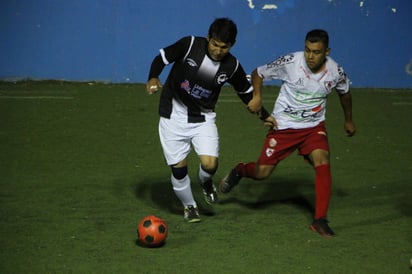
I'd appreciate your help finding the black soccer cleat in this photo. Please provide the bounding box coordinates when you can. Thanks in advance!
[310,218,335,238]
[219,167,242,194]
[200,180,218,205]
[184,205,201,223]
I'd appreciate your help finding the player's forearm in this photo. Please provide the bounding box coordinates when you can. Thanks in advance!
[251,69,263,100]
[339,92,354,122]
[237,91,270,120]
[250,68,270,120]
[148,55,166,80]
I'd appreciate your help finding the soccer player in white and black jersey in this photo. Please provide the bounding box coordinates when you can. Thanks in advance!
[220,29,356,237]
[146,18,275,222]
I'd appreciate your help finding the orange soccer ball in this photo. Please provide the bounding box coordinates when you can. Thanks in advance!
[137,215,168,247]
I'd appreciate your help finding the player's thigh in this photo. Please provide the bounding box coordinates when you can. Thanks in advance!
[257,131,297,166]
[299,127,330,166]
[159,117,192,165]
[192,121,219,159]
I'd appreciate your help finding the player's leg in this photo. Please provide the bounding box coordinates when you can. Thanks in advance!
[309,150,334,237]
[299,123,334,237]
[220,129,294,193]
[171,161,201,223]
[192,121,219,204]
[198,156,218,204]
[219,162,275,193]
[159,117,200,222]
[308,149,331,220]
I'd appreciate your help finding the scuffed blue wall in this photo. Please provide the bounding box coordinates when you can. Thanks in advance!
[0,0,411,88]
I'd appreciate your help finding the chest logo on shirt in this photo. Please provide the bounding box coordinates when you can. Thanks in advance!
[324,81,333,90]
[216,72,229,85]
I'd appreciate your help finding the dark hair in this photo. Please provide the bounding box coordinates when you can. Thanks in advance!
[305,29,329,48]
[208,18,237,45]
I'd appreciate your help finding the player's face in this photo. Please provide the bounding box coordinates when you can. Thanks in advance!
[207,36,232,61]
[304,41,330,73]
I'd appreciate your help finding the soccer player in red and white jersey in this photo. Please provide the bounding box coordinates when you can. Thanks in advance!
[146,18,274,223]
[220,29,356,237]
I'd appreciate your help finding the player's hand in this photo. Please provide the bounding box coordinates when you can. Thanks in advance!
[344,121,356,137]
[263,115,277,129]
[247,97,262,114]
[146,78,162,94]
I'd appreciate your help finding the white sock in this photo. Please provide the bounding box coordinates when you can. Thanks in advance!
[171,174,196,207]
[198,164,212,184]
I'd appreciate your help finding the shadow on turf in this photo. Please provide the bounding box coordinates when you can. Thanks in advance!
[134,178,215,217]
[135,239,166,248]
[132,174,359,219]
[218,176,315,215]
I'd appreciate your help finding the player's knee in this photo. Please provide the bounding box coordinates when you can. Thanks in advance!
[171,166,188,180]
[200,164,217,175]
[255,165,273,180]
[309,149,330,166]
[255,172,269,180]
[200,158,218,174]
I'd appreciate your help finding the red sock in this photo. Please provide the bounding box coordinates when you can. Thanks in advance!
[236,162,256,179]
[314,164,332,220]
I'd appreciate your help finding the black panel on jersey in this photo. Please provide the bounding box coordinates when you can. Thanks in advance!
[157,36,251,123]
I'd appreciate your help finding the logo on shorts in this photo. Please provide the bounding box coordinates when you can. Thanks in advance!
[317,131,327,136]
[266,148,275,157]
[269,138,277,147]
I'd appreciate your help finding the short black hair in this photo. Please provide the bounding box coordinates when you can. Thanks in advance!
[208,18,237,45]
[305,29,329,48]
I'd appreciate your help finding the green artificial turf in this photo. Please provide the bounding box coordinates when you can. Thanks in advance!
[0,81,411,273]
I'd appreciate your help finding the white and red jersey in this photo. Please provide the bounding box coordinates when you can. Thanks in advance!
[257,51,350,130]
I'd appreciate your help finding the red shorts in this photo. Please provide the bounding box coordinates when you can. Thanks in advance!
[257,122,329,166]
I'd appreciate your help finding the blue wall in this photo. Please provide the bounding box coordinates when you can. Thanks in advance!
[1,0,411,88]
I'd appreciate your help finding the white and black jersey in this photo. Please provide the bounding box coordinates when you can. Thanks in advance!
[156,36,252,123]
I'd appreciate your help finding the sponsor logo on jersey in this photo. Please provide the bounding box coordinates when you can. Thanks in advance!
[181,79,191,93]
[312,104,323,113]
[267,53,294,68]
[191,84,212,99]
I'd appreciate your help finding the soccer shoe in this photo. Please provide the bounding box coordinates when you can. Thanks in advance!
[200,180,218,204]
[184,205,201,223]
[219,167,242,194]
[310,218,335,238]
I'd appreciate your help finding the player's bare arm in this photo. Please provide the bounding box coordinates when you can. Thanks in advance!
[339,91,356,136]
[247,68,264,113]
[247,96,262,114]
[249,68,277,128]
